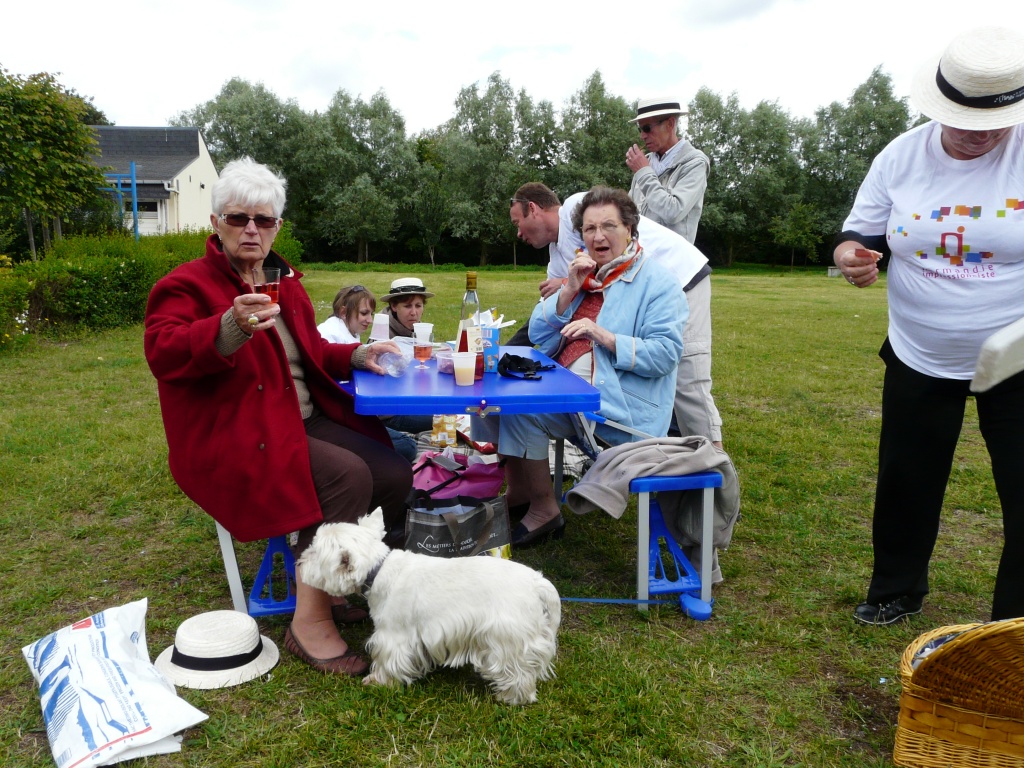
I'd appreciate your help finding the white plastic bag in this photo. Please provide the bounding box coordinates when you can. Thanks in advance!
[22,598,207,767]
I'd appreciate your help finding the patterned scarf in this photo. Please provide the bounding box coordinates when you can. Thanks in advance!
[559,239,641,368]
[579,239,642,292]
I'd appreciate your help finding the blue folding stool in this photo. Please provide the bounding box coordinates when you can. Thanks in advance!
[556,412,724,620]
[216,523,297,617]
[631,471,722,621]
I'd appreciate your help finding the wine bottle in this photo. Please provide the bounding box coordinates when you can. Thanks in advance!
[457,271,480,353]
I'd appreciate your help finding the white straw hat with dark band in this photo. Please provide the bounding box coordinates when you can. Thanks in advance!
[911,26,1024,131]
[381,277,435,301]
[155,610,279,689]
[629,97,688,123]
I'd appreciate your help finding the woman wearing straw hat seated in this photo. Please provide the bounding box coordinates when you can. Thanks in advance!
[496,186,685,548]
[380,276,436,436]
[381,276,434,339]
[145,158,412,677]
[835,26,1024,625]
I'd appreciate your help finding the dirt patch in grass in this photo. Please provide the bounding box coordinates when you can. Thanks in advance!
[820,658,900,758]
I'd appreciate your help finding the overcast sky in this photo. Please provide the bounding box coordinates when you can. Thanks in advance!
[3,1,1022,135]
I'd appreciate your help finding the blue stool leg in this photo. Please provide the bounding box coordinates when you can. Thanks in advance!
[247,536,297,617]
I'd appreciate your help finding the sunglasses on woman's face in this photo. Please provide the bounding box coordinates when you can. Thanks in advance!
[638,118,669,134]
[219,213,280,229]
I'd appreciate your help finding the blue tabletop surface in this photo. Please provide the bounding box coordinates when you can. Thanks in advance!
[349,346,600,417]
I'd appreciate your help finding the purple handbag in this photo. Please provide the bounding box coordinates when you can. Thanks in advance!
[410,452,505,500]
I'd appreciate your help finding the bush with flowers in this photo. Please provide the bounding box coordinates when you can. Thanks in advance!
[0,254,30,352]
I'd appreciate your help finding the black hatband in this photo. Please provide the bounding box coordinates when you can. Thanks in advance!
[935,67,1024,110]
[636,101,682,117]
[170,638,264,672]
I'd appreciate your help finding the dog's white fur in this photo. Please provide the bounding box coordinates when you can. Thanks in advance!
[297,507,560,705]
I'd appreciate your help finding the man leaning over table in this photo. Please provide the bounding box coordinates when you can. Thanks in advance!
[508,182,723,448]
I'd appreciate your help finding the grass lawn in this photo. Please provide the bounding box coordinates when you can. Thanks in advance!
[0,265,1003,767]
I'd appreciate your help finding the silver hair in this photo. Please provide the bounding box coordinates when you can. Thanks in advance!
[211,157,287,217]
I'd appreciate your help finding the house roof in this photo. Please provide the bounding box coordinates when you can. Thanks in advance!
[91,126,207,183]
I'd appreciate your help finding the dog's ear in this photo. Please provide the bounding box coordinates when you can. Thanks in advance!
[359,507,387,540]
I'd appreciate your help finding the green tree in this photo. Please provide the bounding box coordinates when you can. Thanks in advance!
[770,199,825,268]
[171,78,306,171]
[407,142,452,267]
[555,71,635,195]
[0,68,107,259]
[687,89,748,265]
[305,89,416,261]
[441,72,528,264]
[688,89,802,264]
[799,67,911,246]
[319,173,397,262]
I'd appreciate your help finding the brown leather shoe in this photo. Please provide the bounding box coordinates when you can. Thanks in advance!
[330,602,369,624]
[284,626,369,677]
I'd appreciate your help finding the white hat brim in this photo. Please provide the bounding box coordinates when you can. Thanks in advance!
[155,634,279,690]
[911,51,1024,131]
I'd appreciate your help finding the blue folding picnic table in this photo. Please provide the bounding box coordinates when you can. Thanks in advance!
[348,346,600,419]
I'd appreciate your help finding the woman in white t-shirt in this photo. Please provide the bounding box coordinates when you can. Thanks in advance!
[317,285,417,462]
[834,26,1024,626]
[317,285,375,344]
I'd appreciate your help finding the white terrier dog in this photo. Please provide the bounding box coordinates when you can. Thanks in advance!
[297,507,561,705]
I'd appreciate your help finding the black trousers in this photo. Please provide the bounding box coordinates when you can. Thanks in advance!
[866,339,1024,620]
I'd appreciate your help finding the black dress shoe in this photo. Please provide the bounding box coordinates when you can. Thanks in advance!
[511,514,566,550]
[853,596,923,626]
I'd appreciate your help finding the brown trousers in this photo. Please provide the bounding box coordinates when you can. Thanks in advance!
[295,411,412,556]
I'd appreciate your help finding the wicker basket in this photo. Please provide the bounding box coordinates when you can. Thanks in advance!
[894,618,1024,768]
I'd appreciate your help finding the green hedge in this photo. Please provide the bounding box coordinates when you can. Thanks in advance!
[1,224,304,346]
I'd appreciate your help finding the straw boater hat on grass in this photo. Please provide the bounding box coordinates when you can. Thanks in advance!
[911,26,1024,131]
[629,97,688,123]
[381,277,435,302]
[155,610,279,689]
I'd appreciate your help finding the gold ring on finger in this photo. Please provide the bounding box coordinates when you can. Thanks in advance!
[248,314,259,327]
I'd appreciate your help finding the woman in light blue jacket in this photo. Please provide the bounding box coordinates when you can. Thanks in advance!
[502,186,686,548]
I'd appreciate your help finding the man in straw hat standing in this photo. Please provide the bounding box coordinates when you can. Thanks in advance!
[626,99,722,447]
[626,98,709,245]
[835,26,1024,626]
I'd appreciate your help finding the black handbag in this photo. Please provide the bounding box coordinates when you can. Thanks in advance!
[497,352,555,380]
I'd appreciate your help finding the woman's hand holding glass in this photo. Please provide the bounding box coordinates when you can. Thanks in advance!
[234,293,278,335]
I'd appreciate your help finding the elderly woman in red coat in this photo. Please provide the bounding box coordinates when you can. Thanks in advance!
[144,157,411,677]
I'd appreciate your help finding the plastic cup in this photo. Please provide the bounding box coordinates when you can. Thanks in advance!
[413,322,433,342]
[368,313,391,342]
[452,352,477,386]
